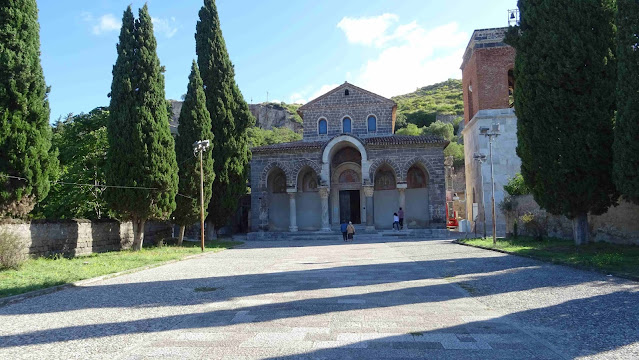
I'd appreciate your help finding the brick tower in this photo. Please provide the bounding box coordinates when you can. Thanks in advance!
[460,27,520,237]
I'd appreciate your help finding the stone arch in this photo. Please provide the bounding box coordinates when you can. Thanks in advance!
[368,158,401,184]
[260,161,293,190]
[291,159,322,189]
[400,156,437,183]
[321,135,368,164]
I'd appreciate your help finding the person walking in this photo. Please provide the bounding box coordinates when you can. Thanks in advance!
[340,220,348,241]
[398,207,404,230]
[393,212,400,231]
[346,221,355,241]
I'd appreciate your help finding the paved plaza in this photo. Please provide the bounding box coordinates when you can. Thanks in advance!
[1,238,638,359]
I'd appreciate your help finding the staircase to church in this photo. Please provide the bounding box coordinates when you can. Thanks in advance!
[247,227,466,241]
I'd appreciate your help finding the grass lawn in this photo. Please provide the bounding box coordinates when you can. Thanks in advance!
[458,237,639,279]
[0,240,241,298]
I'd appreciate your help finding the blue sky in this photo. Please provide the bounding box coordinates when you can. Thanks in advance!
[38,0,516,122]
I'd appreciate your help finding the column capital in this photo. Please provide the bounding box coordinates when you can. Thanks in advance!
[396,182,408,190]
[318,186,330,198]
[286,188,297,194]
[362,185,374,197]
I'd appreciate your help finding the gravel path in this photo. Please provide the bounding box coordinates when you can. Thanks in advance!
[0,238,637,359]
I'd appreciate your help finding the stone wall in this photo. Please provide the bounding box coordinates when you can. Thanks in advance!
[0,220,172,257]
[300,84,395,140]
[505,195,639,245]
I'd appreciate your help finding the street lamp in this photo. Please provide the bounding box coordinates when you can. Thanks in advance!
[193,139,211,252]
[479,124,500,245]
[473,152,487,239]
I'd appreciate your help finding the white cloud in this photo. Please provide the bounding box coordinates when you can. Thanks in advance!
[337,13,399,47]
[336,14,468,97]
[88,14,120,35]
[289,83,340,105]
[152,17,179,38]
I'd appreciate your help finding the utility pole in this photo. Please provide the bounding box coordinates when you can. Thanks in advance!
[473,153,487,239]
[479,124,500,245]
[193,139,211,252]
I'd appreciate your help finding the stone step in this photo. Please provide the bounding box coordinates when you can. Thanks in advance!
[247,229,466,241]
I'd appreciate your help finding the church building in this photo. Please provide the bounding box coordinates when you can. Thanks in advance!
[249,82,449,232]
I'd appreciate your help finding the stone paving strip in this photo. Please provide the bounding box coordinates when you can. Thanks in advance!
[0,238,638,359]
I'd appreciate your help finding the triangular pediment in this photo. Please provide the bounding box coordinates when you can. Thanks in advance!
[298,82,395,111]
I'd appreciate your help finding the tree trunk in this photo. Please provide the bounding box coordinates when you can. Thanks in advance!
[177,225,186,246]
[205,218,217,241]
[132,218,146,251]
[572,213,589,246]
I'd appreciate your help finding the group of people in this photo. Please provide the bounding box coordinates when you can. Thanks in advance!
[340,207,405,242]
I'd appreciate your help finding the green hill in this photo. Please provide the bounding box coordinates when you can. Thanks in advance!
[392,79,464,130]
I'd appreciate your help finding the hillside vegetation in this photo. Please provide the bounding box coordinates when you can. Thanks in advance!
[392,79,464,129]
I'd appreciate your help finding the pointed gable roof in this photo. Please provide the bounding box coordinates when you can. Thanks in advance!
[298,82,395,112]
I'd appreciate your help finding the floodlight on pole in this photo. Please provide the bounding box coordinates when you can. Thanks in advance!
[479,124,500,245]
[193,140,211,252]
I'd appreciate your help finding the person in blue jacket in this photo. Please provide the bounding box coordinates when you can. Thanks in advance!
[340,220,348,241]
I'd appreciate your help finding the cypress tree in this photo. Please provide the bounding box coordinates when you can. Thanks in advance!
[196,0,254,235]
[0,0,58,217]
[106,5,178,250]
[613,0,639,204]
[173,61,214,245]
[506,0,618,245]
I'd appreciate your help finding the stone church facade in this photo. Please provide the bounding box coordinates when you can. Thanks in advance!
[250,82,449,232]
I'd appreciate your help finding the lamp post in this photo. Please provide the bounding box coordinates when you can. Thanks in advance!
[479,124,500,245]
[193,139,211,252]
[473,153,487,239]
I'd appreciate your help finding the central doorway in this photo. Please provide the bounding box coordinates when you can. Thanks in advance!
[339,190,361,224]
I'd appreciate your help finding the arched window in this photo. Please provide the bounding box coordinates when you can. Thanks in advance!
[367,115,377,132]
[342,117,351,133]
[318,119,327,135]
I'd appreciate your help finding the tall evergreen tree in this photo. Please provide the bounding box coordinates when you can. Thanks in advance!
[106,5,178,250]
[0,0,58,217]
[173,61,214,245]
[506,0,618,245]
[613,0,639,204]
[196,0,254,236]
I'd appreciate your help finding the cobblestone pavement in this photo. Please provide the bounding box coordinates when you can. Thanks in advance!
[1,238,638,359]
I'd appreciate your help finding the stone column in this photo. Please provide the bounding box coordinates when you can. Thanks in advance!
[287,189,298,232]
[258,191,269,231]
[363,186,375,231]
[397,183,408,230]
[319,187,331,232]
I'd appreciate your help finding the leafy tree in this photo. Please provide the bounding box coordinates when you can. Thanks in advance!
[106,5,178,250]
[444,141,464,168]
[395,123,422,136]
[613,0,639,204]
[503,174,531,196]
[0,0,58,217]
[506,0,618,245]
[196,0,254,236]
[34,108,110,219]
[424,121,454,141]
[173,61,214,245]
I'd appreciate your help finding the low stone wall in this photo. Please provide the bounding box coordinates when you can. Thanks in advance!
[0,219,172,257]
[504,195,639,245]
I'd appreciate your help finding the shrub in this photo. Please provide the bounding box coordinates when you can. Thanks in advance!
[0,231,26,270]
[519,211,548,241]
[504,173,531,196]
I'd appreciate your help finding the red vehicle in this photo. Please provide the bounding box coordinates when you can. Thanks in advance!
[445,202,458,229]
